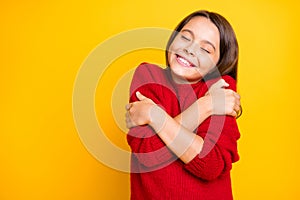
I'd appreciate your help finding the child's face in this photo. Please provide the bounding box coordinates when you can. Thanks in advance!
[168,16,220,83]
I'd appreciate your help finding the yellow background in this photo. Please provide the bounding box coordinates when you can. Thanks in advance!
[1,0,300,199]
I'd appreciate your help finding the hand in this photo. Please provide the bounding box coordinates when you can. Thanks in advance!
[125,91,156,129]
[206,79,241,117]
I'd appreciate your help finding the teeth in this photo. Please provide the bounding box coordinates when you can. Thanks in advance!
[178,57,191,66]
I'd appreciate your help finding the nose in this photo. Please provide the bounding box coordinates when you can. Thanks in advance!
[183,44,196,57]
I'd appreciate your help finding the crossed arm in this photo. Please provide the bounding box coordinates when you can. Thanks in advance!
[126,79,241,164]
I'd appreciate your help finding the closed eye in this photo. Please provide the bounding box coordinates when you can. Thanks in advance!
[181,35,191,42]
[200,47,211,54]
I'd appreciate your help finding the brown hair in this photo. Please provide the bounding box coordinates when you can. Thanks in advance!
[166,10,239,80]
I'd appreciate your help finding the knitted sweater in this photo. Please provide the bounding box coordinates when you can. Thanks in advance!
[127,63,240,200]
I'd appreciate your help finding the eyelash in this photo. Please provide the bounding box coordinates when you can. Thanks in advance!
[201,48,210,54]
[180,35,191,41]
[180,35,211,54]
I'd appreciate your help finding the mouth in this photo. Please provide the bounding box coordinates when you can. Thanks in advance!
[175,54,196,68]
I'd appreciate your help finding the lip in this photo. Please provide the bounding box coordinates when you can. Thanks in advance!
[175,54,196,68]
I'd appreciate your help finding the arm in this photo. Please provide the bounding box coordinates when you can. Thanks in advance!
[126,64,240,170]
[127,92,240,180]
[183,115,240,180]
[127,79,240,163]
[173,79,240,132]
[127,77,240,179]
[126,63,182,168]
[127,94,204,163]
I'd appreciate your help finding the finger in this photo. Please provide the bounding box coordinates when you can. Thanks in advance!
[225,90,240,106]
[234,104,240,113]
[125,112,133,128]
[232,92,241,107]
[126,116,137,129]
[208,79,229,94]
[136,91,147,101]
[126,118,132,127]
[230,110,237,118]
[213,79,229,89]
[125,111,130,118]
[136,91,156,104]
[126,111,134,122]
[125,103,132,110]
[126,121,133,129]
[235,98,241,107]
[233,91,241,100]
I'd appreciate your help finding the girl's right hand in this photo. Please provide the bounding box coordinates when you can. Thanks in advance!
[205,79,241,117]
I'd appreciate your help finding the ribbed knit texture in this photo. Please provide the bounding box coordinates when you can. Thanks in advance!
[127,63,240,200]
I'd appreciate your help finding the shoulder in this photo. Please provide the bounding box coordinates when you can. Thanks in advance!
[130,62,170,96]
[204,75,237,91]
[222,75,237,91]
[134,62,165,78]
[131,62,167,88]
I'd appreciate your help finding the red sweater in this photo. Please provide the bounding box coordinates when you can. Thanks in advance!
[127,63,240,200]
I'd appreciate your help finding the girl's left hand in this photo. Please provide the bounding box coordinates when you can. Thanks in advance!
[125,91,156,129]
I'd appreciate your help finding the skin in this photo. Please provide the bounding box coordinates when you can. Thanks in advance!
[168,16,220,84]
[126,16,241,163]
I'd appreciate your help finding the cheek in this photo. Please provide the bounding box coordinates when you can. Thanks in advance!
[213,52,220,65]
[169,37,187,52]
[197,54,216,70]
[168,43,177,54]
[167,42,180,64]
[167,51,172,64]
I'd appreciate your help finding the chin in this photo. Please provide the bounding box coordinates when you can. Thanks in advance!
[170,66,202,83]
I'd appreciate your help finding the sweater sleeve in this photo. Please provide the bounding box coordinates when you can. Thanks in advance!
[127,63,177,168]
[184,76,240,181]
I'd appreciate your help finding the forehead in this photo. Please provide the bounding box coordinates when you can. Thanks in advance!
[181,16,220,43]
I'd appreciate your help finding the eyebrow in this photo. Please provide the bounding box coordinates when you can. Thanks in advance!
[181,29,216,51]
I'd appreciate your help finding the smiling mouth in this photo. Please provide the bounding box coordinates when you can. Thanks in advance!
[176,54,196,67]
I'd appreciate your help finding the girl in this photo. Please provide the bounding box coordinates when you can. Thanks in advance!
[126,10,241,200]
